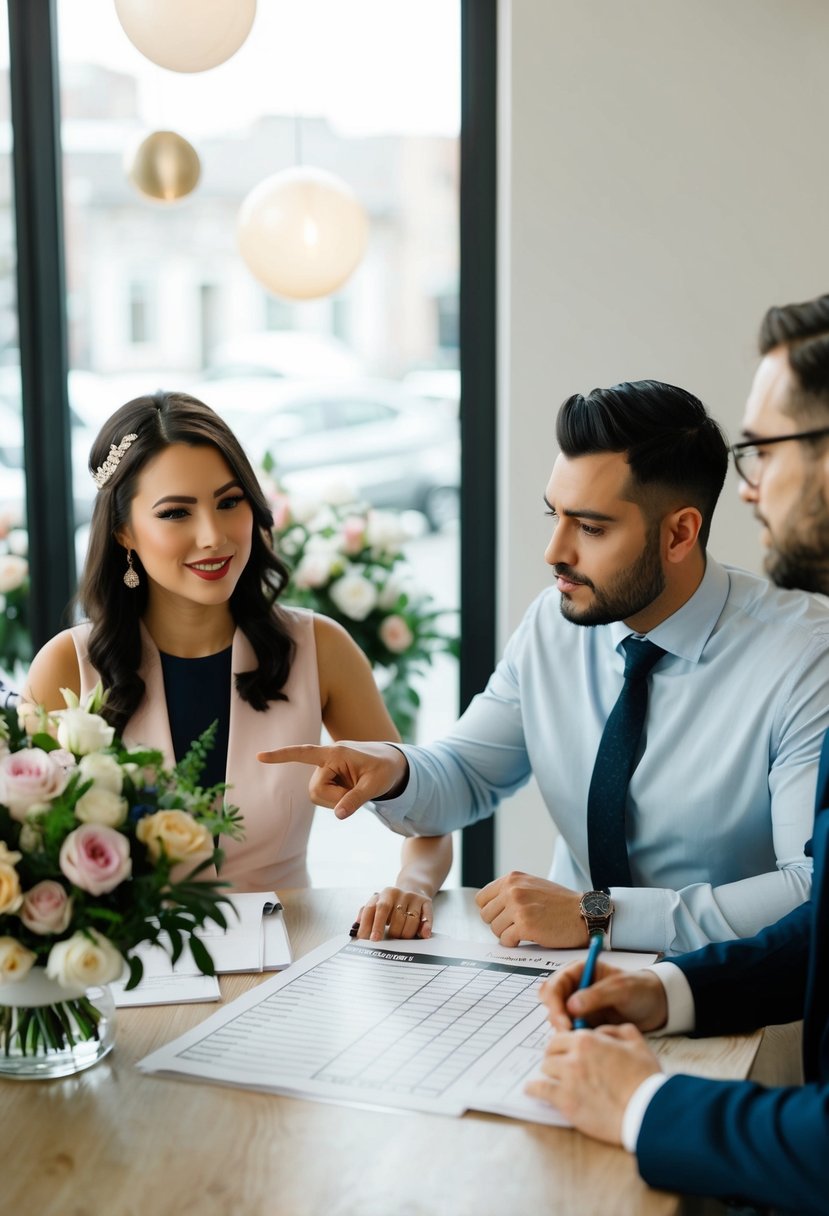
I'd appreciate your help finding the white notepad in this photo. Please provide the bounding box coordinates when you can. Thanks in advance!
[112,891,292,1007]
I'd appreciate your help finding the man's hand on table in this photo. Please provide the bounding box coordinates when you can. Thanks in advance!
[475,872,588,947]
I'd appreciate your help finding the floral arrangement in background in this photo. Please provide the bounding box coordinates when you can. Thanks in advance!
[0,521,31,683]
[0,684,241,1059]
[266,477,459,741]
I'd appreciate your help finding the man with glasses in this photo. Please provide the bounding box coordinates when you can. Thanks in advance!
[732,294,829,595]
[529,294,829,1214]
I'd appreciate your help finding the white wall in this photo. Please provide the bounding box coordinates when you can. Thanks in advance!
[496,0,829,873]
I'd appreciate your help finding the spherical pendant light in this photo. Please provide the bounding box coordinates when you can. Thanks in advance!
[114,0,256,73]
[125,130,201,201]
[237,166,369,300]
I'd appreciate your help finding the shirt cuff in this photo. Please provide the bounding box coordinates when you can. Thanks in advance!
[649,961,696,1035]
[621,1073,671,1152]
[368,746,422,835]
[607,884,678,953]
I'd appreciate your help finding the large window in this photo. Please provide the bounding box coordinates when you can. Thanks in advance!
[54,0,461,886]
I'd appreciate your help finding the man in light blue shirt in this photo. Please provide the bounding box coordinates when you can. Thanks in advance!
[262,379,829,956]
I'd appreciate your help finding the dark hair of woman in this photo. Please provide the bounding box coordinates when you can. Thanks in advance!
[79,389,295,735]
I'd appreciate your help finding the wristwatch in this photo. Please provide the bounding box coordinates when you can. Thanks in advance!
[579,889,614,940]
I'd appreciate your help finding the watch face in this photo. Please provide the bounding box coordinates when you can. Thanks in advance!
[581,891,612,917]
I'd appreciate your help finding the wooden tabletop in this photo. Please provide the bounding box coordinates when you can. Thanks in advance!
[2,888,763,1216]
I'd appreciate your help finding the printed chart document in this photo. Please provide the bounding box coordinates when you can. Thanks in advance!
[138,935,655,1123]
[112,892,292,1007]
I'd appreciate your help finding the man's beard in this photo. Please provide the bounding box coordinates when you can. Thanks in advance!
[763,477,829,595]
[556,525,666,627]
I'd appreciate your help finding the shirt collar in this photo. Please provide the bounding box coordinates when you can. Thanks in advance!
[607,556,729,665]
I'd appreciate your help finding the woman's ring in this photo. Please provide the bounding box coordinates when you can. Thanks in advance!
[406,910,417,917]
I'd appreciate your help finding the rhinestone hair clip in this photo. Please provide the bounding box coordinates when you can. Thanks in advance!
[91,432,139,489]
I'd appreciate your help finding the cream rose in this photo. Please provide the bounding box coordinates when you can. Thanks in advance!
[136,810,213,865]
[0,553,28,594]
[19,880,74,935]
[78,752,124,795]
[0,842,23,915]
[74,787,128,828]
[18,822,44,852]
[59,824,132,895]
[329,570,379,621]
[0,936,36,982]
[0,747,70,821]
[46,929,124,988]
[293,552,335,590]
[56,708,115,756]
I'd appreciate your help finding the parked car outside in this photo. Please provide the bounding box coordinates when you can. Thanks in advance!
[201,330,364,382]
[186,375,459,531]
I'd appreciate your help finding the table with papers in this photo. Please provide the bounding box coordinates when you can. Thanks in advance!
[1,888,768,1216]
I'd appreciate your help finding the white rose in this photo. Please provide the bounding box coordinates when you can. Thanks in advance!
[319,478,359,507]
[56,708,115,755]
[329,571,379,621]
[46,928,124,988]
[78,752,124,795]
[378,572,410,611]
[366,510,407,556]
[0,936,36,982]
[289,495,323,525]
[0,553,28,593]
[306,505,338,533]
[293,553,335,590]
[278,525,307,557]
[6,528,28,557]
[74,786,128,828]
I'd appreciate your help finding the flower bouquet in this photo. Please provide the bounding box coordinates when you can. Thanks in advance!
[0,684,241,1077]
[268,483,459,740]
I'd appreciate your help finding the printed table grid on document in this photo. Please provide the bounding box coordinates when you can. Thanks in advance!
[177,947,548,1097]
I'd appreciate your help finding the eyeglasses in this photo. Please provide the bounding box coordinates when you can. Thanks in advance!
[731,427,829,488]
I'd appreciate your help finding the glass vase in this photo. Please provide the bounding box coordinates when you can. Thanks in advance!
[0,967,116,1080]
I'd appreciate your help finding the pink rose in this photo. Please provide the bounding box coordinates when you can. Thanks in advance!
[20,880,74,935]
[341,515,367,555]
[271,493,292,531]
[59,823,132,895]
[379,614,415,654]
[0,748,70,822]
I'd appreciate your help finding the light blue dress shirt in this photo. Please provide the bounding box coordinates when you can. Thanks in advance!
[373,559,829,955]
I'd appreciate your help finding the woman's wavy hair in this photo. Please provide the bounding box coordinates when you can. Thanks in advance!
[79,389,295,735]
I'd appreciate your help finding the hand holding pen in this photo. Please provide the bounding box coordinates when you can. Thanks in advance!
[537,952,669,1034]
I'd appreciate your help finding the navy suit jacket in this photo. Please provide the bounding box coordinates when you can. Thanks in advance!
[636,735,829,1214]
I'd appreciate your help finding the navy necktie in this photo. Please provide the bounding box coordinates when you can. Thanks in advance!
[587,637,666,890]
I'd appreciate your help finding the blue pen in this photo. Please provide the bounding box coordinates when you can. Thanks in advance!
[572,931,604,1030]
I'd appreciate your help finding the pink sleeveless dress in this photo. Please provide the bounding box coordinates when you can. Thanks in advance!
[69,609,321,891]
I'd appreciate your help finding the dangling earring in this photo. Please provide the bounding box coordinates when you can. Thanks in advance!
[123,549,140,589]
